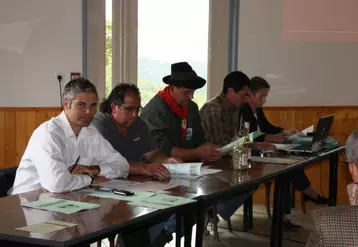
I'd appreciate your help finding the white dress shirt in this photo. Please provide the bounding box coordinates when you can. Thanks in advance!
[10,112,129,195]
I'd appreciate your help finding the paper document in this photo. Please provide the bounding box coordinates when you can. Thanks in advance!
[217,138,243,153]
[217,131,265,153]
[273,143,300,150]
[170,174,200,180]
[89,190,155,202]
[22,198,100,214]
[91,179,141,190]
[130,181,179,192]
[249,131,265,142]
[288,125,313,141]
[200,168,222,176]
[16,220,77,234]
[169,178,192,187]
[168,167,222,180]
[163,162,202,175]
[139,193,196,208]
[249,156,299,165]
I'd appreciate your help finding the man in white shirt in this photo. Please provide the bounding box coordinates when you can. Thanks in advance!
[10,78,129,195]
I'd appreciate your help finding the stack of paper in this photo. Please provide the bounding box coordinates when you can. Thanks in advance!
[288,125,313,141]
[162,163,221,179]
[22,198,100,214]
[163,162,203,176]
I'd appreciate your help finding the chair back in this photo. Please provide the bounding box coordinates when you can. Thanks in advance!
[0,167,18,197]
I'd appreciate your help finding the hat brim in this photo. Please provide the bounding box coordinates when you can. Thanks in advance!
[162,75,206,90]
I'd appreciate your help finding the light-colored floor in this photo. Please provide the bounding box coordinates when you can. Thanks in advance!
[93,203,324,247]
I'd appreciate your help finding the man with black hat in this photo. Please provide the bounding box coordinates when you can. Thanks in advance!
[141,62,223,162]
[141,62,250,236]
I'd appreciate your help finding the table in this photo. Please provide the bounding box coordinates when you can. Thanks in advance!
[0,188,197,247]
[0,147,344,247]
[165,146,344,247]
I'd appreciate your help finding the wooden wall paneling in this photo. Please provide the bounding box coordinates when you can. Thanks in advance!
[0,106,357,204]
[35,110,50,128]
[15,112,26,165]
[4,112,16,167]
[0,108,60,169]
[25,111,36,142]
[0,111,4,168]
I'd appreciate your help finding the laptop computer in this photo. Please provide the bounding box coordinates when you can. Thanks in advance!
[279,114,334,153]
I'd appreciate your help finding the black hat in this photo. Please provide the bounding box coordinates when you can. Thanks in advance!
[162,62,206,90]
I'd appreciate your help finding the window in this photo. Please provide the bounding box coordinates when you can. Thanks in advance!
[137,0,209,107]
[105,0,113,97]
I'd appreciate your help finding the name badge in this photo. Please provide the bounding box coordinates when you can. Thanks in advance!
[186,128,193,140]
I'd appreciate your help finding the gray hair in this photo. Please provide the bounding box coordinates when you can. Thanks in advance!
[62,77,98,105]
[346,128,358,164]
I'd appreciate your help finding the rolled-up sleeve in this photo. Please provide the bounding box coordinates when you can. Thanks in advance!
[93,129,129,178]
[33,131,92,193]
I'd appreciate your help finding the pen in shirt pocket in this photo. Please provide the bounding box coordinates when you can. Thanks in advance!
[69,156,80,173]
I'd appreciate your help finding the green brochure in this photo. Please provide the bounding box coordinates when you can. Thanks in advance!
[249,131,265,142]
[139,193,196,208]
[22,198,100,214]
[16,220,77,233]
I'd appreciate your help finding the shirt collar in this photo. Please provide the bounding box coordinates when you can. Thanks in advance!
[59,111,88,139]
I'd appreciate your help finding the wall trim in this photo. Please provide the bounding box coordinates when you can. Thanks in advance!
[0,107,61,112]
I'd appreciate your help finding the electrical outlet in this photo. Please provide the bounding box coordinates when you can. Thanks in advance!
[54,72,65,84]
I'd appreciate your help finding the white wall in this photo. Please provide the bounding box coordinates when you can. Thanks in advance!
[238,0,358,106]
[0,0,83,107]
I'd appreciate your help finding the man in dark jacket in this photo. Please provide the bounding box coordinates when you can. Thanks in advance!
[141,62,223,162]
[241,76,329,204]
[141,62,253,238]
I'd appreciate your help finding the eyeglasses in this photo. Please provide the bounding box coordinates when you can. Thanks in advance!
[120,105,143,114]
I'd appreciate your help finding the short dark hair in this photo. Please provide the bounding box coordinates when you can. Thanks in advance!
[250,76,270,95]
[99,83,141,113]
[62,77,98,105]
[222,71,250,94]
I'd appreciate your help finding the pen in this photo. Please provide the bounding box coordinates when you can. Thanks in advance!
[69,156,80,173]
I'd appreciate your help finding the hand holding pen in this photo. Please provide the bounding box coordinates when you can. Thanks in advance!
[68,156,80,174]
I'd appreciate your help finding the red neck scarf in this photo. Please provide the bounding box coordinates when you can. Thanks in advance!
[157,86,188,140]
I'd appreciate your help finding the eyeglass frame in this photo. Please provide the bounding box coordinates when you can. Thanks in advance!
[118,104,143,114]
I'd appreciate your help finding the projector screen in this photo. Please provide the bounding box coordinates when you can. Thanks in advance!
[238,0,358,106]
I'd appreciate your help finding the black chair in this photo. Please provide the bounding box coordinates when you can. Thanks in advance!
[0,166,18,197]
